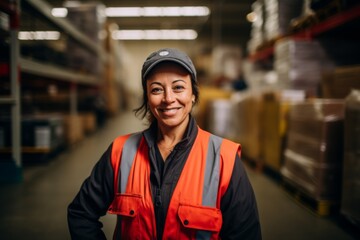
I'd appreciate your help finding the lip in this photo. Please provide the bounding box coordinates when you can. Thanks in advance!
[158,107,181,116]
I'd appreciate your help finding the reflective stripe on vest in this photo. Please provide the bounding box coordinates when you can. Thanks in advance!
[119,132,142,193]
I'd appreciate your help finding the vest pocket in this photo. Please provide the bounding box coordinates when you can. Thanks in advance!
[108,193,142,216]
[178,204,222,232]
[108,193,143,239]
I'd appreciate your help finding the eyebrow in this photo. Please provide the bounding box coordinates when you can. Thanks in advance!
[149,79,186,86]
[172,79,186,84]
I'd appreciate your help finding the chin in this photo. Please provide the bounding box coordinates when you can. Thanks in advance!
[157,116,188,128]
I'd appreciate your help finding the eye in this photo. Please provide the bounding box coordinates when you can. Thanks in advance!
[150,87,163,94]
[173,85,185,92]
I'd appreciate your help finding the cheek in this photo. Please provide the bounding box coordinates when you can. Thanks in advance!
[147,94,161,108]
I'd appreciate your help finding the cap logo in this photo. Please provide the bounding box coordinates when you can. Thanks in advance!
[159,50,169,56]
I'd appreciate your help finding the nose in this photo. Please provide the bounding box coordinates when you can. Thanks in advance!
[163,88,175,103]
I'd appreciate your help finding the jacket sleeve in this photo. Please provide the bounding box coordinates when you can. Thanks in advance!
[220,153,262,240]
[67,144,115,240]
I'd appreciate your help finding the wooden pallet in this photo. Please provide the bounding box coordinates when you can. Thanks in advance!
[282,179,340,217]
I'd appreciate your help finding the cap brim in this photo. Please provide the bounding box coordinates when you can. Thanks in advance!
[143,58,195,81]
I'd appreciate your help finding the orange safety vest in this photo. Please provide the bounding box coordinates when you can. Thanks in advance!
[108,127,240,239]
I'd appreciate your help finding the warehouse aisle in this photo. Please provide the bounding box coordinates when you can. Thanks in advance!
[0,111,355,240]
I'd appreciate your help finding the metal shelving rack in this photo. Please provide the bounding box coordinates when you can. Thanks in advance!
[0,0,22,182]
[248,4,360,62]
[1,0,109,182]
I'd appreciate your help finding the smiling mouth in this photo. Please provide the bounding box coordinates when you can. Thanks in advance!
[159,107,181,112]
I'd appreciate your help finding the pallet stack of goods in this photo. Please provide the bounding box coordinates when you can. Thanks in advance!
[341,89,360,229]
[274,38,335,97]
[321,65,360,99]
[232,91,263,164]
[247,1,265,55]
[261,90,305,173]
[194,86,232,129]
[206,99,237,141]
[263,0,304,42]
[280,99,345,216]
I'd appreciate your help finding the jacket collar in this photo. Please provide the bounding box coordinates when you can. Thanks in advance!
[143,114,198,151]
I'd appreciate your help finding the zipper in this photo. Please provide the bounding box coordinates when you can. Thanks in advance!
[155,188,162,207]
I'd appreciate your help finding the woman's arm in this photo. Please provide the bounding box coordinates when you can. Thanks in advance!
[67,144,115,239]
[220,153,262,239]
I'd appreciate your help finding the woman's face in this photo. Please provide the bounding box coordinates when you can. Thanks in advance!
[146,62,195,129]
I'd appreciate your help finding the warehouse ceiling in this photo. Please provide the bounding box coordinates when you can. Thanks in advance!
[23,0,254,53]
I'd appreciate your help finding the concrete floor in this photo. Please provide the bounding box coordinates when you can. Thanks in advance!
[0,111,356,240]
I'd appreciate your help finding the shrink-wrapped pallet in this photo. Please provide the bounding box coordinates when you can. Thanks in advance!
[321,65,360,99]
[232,91,263,162]
[206,99,237,141]
[341,89,360,228]
[281,99,344,201]
[261,90,305,172]
[275,38,335,96]
[193,86,232,129]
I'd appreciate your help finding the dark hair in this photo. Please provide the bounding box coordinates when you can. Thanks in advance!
[133,67,199,123]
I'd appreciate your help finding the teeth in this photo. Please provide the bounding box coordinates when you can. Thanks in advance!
[161,108,178,112]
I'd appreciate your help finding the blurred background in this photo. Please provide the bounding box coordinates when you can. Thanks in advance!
[1,0,360,239]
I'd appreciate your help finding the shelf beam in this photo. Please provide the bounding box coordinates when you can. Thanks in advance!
[23,0,108,63]
[20,58,100,86]
[0,97,16,105]
[293,4,360,39]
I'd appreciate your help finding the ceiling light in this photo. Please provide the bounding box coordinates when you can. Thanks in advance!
[106,6,210,17]
[52,6,210,18]
[51,8,68,17]
[18,31,61,40]
[112,29,197,40]
[246,12,257,22]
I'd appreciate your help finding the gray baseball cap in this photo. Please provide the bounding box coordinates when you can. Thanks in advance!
[141,48,197,83]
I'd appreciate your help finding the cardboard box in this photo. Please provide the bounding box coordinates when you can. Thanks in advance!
[80,112,97,134]
[322,65,360,99]
[261,92,290,171]
[281,99,345,201]
[63,114,84,145]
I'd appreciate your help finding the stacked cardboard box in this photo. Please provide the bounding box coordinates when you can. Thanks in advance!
[261,90,305,172]
[63,114,84,145]
[281,99,344,201]
[321,65,360,99]
[247,1,265,54]
[232,91,263,162]
[341,90,360,228]
[80,112,97,134]
[193,86,232,129]
[275,38,335,96]
[206,99,237,141]
[263,0,303,41]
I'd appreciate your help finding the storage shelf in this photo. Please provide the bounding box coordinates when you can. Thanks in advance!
[20,58,100,86]
[248,5,360,62]
[0,97,15,105]
[24,0,108,63]
[0,147,52,154]
[292,4,360,39]
[248,46,274,62]
[0,1,16,15]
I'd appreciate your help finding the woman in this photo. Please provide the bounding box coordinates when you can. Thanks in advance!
[68,48,261,239]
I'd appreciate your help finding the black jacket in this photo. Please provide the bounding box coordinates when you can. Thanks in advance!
[68,115,262,239]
